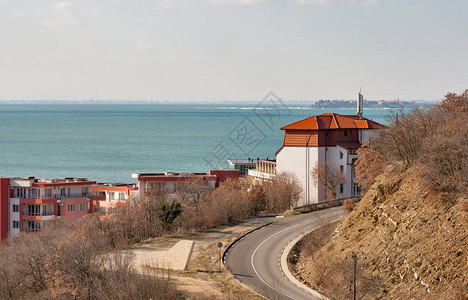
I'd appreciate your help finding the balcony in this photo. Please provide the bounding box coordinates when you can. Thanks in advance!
[23,227,41,233]
[23,211,55,216]
[19,192,95,200]
[248,169,276,180]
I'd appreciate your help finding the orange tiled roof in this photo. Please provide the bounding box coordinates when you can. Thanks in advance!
[280,113,385,130]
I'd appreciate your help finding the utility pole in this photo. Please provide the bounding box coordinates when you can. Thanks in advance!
[217,242,223,271]
[352,251,357,300]
[347,251,363,300]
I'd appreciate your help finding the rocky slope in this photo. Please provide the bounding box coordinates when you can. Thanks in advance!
[294,167,467,299]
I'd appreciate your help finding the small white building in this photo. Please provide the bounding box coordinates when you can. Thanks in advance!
[276,96,385,206]
[247,159,276,187]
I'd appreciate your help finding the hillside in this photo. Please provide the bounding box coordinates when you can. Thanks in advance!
[292,90,468,299]
[293,167,467,299]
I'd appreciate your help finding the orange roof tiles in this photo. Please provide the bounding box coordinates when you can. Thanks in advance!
[280,113,385,130]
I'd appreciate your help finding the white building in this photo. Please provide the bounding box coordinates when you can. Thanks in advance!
[276,97,385,206]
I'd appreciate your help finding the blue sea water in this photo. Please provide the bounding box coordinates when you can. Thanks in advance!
[0,104,390,183]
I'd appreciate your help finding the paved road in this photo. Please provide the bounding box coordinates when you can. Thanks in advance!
[224,207,345,300]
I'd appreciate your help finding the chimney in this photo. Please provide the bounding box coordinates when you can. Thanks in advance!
[357,90,363,119]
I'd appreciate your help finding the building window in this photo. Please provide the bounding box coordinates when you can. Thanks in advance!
[82,186,89,195]
[340,165,344,172]
[45,188,52,197]
[340,184,344,194]
[13,221,19,229]
[28,220,41,232]
[340,151,343,159]
[344,130,348,136]
[150,182,166,190]
[68,204,75,212]
[79,203,84,211]
[12,204,19,212]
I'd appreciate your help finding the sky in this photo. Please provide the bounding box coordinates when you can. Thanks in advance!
[0,0,467,102]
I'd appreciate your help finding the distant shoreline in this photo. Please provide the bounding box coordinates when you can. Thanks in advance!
[0,99,439,107]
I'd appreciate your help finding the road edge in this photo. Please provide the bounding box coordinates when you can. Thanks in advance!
[279,216,344,300]
[222,221,274,299]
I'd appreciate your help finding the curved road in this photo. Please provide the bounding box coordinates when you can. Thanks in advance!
[225,207,345,300]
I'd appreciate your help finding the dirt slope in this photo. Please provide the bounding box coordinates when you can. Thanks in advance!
[295,167,467,299]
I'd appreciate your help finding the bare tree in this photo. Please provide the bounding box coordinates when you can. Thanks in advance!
[175,177,213,230]
[0,218,179,300]
[311,161,345,200]
[264,171,302,212]
[208,178,246,225]
[247,185,266,216]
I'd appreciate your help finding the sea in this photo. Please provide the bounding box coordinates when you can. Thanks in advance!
[0,103,390,183]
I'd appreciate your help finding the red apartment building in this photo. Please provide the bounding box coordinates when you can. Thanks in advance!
[0,177,104,241]
[132,170,239,199]
[92,183,138,213]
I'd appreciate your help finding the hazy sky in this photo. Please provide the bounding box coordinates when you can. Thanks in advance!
[0,0,466,101]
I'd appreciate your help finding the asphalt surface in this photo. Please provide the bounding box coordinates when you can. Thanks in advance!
[224,207,345,300]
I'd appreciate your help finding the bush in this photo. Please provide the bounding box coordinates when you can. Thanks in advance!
[264,172,303,212]
[343,199,356,213]
[0,220,178,300]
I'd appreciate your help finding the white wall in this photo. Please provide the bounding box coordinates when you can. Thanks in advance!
[9,198,20,236]
[277,145,361,206]
[276,146,326,206]
[361,129,380,142]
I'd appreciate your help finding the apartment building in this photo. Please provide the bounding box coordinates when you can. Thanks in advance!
[132,170,239,199]
[0,177,104,240]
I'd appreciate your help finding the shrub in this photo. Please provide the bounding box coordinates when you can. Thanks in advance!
[343,199,356,213]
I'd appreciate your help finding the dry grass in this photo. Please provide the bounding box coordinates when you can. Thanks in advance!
[136,219,270,299]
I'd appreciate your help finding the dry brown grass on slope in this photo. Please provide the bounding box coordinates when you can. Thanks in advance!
[293,167,468,300]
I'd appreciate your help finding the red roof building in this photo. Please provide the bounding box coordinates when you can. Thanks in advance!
[276,106,385,206]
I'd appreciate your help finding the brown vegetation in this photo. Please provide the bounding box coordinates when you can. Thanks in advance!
[311,162,345,200]
[264,171,303,212]
[342,198,356,213]
[0,221,178,300]
[290,221,385,299]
